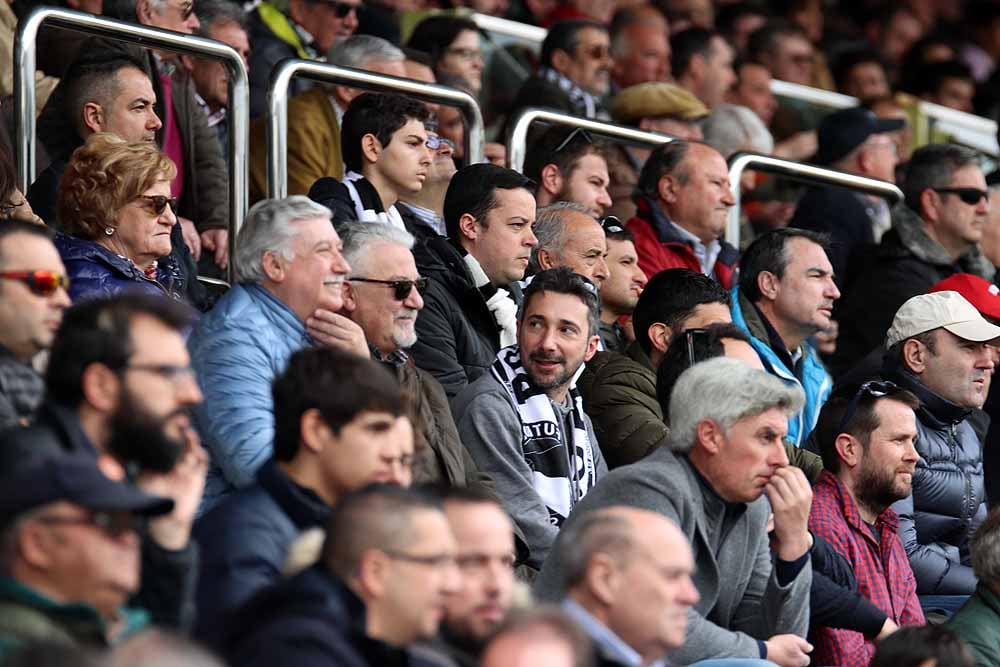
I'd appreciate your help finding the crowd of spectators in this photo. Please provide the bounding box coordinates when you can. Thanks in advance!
[8,0,1000,665]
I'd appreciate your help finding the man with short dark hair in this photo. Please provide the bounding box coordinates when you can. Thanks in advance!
[732,228,840,446]
[833,50,891,100]
[916,61,976,113]
[219,485,461,666]
[578,268,731,468]
[834,144,995,373]
[596,222,647,354]
[410,164,537,398]
[808,384,925,666]
[309,92,433,232]
[0,222,70,429]
[626,140,738,286]
[523,126,612,218]
[671,27,737,109]
[453,268,606,570]
[193,347,414,641]
[528,203,609,288]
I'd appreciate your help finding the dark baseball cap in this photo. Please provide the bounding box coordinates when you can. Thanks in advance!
[0,455,174,521]
[814,107,904,166]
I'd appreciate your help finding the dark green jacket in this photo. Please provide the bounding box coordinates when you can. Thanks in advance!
[577,342,665,469]
[947,583,1000,667]
[0,578,147,658]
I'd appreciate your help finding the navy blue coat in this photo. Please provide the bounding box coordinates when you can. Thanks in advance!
[193,460,331,643]
[54,233,184,303]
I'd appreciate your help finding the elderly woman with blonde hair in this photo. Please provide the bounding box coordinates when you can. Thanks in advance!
[55,132,186,302]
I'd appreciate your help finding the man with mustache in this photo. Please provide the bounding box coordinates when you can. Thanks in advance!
[188,197,355,510]
[879,292,1000,613]
[731,228,841,447]
[808,381,925,667]
[452,267,606,571]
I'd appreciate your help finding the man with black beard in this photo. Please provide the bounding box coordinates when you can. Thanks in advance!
[0,293,207,631]
[452,267,607,571]
[807,383,926,667]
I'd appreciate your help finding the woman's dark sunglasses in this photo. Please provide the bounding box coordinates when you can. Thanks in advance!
[0,270,70,296]
[933,187,989,206]
[351,277,429,300]
[141,195,179,216]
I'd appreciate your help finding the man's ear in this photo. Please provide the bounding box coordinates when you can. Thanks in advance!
[584,333,601,362]
[17,522,57,571]
[360,133,382,166]
[920,188,942,224]
[82,102,104,135]
[80,363,120,414]
[178,54,196,74]
[356,549,390,599]
[550,48,572,74]
[341,281,359,313]
[458,212,480,243]
[757,270,780,301]
[537,247,556,271]
[135,0,158,23]
[657,174,679,205]
[648,322,672,355]
[835,433,862,470]
[540,163,563,198]
[585,552,621,607]
[902,337,929,374]
[262,249,286,283]
[299,408,333,455]
[696,418,724,454]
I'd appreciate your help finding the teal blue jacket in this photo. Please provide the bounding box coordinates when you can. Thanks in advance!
[731,286,832,447]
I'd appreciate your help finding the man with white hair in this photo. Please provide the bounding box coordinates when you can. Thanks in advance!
[537,358,814,667]
[527,203,610,289]
[338,222,477,485]
[189,196,358,510]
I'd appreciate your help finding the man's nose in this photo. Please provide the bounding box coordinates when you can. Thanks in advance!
[595,257,609,282]
[149,111,163,131]
[404,284,424,310]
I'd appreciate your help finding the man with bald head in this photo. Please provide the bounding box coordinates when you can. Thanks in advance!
[528,203,610,289]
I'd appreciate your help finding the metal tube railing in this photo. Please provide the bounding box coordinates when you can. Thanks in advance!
[507,108,673,173]
[471,13,547,44]
[266,60,484,199]
[726,151,904,247]
[15,7,249,283]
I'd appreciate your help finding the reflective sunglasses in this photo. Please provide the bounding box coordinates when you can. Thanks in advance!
[553,127,594,154]
[426,134,456,152]
[0,270,70,296]
[141,195,179,215]
[318,0,358,17]
[933,187,989,206]
[837,380,900,433]
[351,277,429,300]
[600,215,625,234]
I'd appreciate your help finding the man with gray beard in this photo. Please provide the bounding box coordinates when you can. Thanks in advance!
[339,222,480,487]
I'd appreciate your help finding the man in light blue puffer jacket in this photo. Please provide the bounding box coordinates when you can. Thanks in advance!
[189,197,358,511]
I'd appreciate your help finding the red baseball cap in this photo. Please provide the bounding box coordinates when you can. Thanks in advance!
[928,274,1000,321]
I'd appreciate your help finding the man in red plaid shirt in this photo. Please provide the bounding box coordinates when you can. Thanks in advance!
[807,381,926,667]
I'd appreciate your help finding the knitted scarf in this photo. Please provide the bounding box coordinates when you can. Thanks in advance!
[342,171,406,231]
[538,66,601,119]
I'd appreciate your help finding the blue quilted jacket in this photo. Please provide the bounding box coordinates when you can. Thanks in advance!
[189,283,312,511]
[55,233,183,302]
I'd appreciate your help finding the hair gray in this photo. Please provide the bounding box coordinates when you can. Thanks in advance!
[339,221,415,277]
[328,34,405,68]
[193,0,247,35]
[234,196,332,284]
[556,509,635,591]
[903,143,981,213]
[667,357,805,453]
[527,201,597,275]
[971,509,1000,584]
[702,104,774,158]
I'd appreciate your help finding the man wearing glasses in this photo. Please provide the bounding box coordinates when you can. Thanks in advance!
[879,292,1000,614]
[835,144,995,375]
[0,455,174,655]
[807,381,925,666]
[0,222,70,429]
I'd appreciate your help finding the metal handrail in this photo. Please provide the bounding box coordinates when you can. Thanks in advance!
[266,59,484,199]
[14,7,249,283]
[471,12,547,44]
[726,151,904,247]
[507,108,673,173]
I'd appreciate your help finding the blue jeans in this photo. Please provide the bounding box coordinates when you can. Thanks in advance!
[919,594,970,619]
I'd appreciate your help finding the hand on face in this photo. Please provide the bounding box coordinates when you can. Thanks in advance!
[307,308,370,359]
[137,425,208,551]
[765,465,812,562]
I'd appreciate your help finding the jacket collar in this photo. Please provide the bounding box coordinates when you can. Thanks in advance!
[55,233,181,291]
[635,195,689,246]
[624,340,654,372]
[737,287,770,344]
[34,399,100,458]
[892,204,996,280]
[257,460,332,531]
[242,284,311,342]
[884,365,971,427]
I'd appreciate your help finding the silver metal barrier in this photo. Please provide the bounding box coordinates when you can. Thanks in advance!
[266,60,484,199]
[471,12,547,44]
[15,7,249,283]
[507,108,673,173]
[726,151,904,247]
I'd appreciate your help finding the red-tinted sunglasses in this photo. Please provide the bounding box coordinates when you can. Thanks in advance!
[0,270,70,296]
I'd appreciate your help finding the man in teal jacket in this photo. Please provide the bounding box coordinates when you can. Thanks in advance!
[731,228,839,446]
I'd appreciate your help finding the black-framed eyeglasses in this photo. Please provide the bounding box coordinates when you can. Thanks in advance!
[350,277,429,301]
[140,195,179,216]
[316,0,358,17]
[600,215,625,234]
[684,328,710,367]
[933,187,989,206]
[34,510,146,538]
[124,363,197,386]
[553,127,594,154]
[0,270,69,297]
[837,380,900,434]
[384,550,457,569]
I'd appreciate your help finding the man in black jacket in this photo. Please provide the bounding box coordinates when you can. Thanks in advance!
[410,163,537,399]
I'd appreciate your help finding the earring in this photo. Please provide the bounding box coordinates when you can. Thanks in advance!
[105,227,115,236]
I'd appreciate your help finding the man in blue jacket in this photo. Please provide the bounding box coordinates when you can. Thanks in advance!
[731,228,840,446]
[189,196,358,510]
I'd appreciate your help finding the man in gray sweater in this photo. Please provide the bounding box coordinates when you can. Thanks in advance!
[453,268,607,571]
[536,357,814,666]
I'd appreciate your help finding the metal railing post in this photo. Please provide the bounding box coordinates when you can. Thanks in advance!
[507,108,673,173]
[266,60,484,199]
[470,12,547,44]
[14,6,248,284]
[726,152,904,247]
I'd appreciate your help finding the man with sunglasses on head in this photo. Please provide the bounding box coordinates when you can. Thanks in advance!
[807,382,925,666]
[876,291,1000,615]
[338,222,479,486]
[0,222,71,429]
[523,126,613,219]
[596,218,647,354]
[834,144,995,375]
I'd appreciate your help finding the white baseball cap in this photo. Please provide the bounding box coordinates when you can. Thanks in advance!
[885,291,1000,348]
